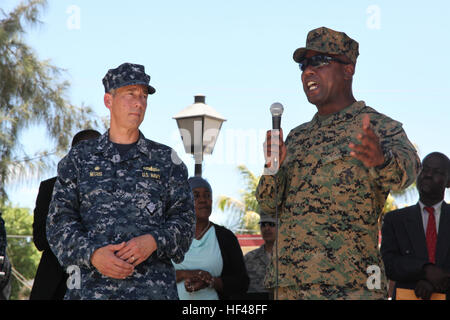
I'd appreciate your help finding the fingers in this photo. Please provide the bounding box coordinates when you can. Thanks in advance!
[269,128,284,142]
[415,280,434,300]
[362,114,370,130]
[91,245,134,279]
[185,279,204,292]
[184,270,212,282]
[349,116,384,167]
[115,235,156,267]
[128,256,145,267]
[264,129,286,169]
[264,129,284,155]
[349,130,379,154]
[115,241,142,266]
[414,286,426,300]
[109,242,140,268]
[184,270,212,292]
[108,258,134,279]
[109,242,127,252]
[195,270,212,283]
[115,245,132,260]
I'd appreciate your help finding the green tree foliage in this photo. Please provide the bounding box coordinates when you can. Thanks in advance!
[2,203,40,300]
[0,0,106,204]
[217,165,261,234]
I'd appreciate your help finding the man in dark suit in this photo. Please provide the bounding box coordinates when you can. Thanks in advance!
[0,212,12,300]
[30,129,100,300]
[381,152,450,300]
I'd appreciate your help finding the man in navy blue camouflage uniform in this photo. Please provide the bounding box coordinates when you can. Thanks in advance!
[47,63,195,299]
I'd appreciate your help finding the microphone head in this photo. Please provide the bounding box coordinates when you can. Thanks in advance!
[270,102,284,117]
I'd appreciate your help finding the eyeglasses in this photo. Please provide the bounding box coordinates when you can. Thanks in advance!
[298,54,349,71]
[260,222,276,228]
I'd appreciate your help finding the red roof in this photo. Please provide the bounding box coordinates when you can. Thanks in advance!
[236,234,264,247]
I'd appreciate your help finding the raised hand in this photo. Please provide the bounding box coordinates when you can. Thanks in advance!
[349,114,385,167]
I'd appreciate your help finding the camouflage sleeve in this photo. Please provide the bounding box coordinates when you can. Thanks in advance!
[46,153,98,269]
[147,160,195,263]
[255,167,287,218]
[255,128,295,217]
[369,120,420,193]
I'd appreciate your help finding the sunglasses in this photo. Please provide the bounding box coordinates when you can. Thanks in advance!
[298,54,349,71]
[260,222,276,228]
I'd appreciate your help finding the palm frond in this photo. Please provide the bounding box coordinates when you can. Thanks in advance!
[216,195,245,214]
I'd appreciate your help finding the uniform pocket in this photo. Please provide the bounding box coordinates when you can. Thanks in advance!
[79,165,114,202]
[134,177,167,226]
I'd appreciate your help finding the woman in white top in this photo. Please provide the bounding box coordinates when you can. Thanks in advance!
[173,177,249,300]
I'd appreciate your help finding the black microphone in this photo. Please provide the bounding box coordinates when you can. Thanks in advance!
[269,102,284,301]
[270,102,284,130]
[268,102,284,169]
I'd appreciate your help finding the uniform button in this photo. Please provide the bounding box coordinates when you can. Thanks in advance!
[405,250,410,254]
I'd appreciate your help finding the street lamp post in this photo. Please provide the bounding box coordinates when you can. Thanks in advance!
[173,95,226,177]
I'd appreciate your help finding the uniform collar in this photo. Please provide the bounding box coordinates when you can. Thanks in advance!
[96,130,151,162]
[310,100,366,128]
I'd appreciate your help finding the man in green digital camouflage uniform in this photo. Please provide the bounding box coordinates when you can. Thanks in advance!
[256,27,420,299]
[244,213,276,299]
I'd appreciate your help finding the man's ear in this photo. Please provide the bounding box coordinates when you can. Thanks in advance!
[104,93,113,110]
[343,64,355,80]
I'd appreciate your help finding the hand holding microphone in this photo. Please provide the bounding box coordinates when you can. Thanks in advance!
[263,103,286,174]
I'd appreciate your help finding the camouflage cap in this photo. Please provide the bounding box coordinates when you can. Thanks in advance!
[102,62,156,94]
[259,212,276,224]
[293,27,359,64]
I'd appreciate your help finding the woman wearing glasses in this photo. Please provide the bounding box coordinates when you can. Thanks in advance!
[172,177,249,300]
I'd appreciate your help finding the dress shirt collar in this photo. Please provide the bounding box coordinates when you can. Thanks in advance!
[418,200,444,235]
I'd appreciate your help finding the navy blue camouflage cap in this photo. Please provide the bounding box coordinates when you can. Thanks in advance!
[188,176,212,194]
[102,62,156,94]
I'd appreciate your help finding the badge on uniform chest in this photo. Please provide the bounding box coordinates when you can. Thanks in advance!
[142,166,160,179]
[89,166,103,177]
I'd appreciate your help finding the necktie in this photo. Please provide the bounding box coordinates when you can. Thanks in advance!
[425,206,437,264]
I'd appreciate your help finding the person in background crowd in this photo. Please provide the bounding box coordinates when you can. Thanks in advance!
[30,129,101,300]
[173,176,249,300]
[0,212,12,300]
[381,152,450,300]
[243,212,276,300]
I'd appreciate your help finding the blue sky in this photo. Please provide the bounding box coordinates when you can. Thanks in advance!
[3,0,450,223]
